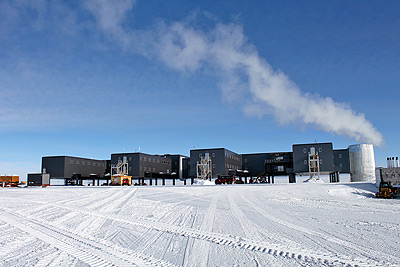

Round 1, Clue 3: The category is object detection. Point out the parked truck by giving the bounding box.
[215,175,244,185]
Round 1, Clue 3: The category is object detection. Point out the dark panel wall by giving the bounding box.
[190,149,224,177]
[190,148,241,178]
[64,157,107,178]
[163,154,189,177]
[333,149,350,173]
[111,153,172,178]
[166,155,180,175]
[27,173,50,186]
[111,153,139,177]
[139,154,171,177]
[242,153,268,177]
[163,154,191,178]
[182,158,190,178]
[293,143,335,173]
[42,156,107,179]
[264,152,293,175]
[242,152,293,177]
[224,149,242,174]
[42,157,65,179]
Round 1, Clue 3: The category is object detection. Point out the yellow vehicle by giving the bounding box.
[376,181,399,199]
[111,175,132,186]
[110,157,132,186]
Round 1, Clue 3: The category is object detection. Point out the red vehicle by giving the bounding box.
[215,175,244,185]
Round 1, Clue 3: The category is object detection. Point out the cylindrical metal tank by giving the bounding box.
[349,144,376,182]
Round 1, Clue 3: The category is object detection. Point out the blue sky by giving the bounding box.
[1,0,399,179]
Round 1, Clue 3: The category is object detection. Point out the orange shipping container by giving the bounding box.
[0,175,19,183]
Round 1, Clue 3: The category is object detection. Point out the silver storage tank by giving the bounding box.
[349,144,376,182]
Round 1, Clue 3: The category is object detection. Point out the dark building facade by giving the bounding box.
[39,142,354,185]
[333,149,350,173]
[27,173,50,186]
[190,148,242,178]
[42,156,108,179]
[292,143,335,173]
[111,152,172,178]
[163,154,190,179]
[242,152,293,177]
[242,153,269,177]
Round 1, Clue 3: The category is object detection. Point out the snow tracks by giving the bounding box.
[1,185,398,266]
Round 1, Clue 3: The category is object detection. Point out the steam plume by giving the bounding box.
[85,1,385,147]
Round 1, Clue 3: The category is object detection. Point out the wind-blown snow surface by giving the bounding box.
[0,183,399,266]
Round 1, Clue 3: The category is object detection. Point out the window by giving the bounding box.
[144,167,147,171]
[304,160,307,165]
[340,164,343,167]
[303,148,307,153]
[319,147,322,152]
[157,159,160,163]
[144,157,147,161]
[212,153,215,157]
[140,166,142,171]
[339,154,342,159]
[70,160,74,164]
[129,167,132,171]
[153,159,156,163]
[199,153,202,158]
[320,159,323,165]
[245,159,247,163]
[140,157,143,161]
[129,157,132,161]
[213,164,216,168]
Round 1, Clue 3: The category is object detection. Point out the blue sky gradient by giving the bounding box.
[1,0,399,178]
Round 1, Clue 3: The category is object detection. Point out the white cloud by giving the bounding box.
[133,19,384,146]
[84,0,135,47]
[3,0,384,147]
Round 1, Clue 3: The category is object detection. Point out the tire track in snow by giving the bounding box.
[180,208,198,266]
[227,191,266,240]
[241,191,392,266]
[227,191,303,266]
[134,205,194,264]
[184,194,218,267]
[56,187,117,205]
[35,250,62,267]
[1,194,382,266]
[82,187,130,211]
[75,187,138,235]
[1,209,177,267]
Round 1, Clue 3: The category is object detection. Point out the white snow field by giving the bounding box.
[0,182,399,267]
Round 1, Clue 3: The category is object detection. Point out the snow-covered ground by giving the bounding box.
[0,182,399,266]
